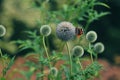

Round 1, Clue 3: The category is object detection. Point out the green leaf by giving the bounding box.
[2,56,15,76]
[84,62,102,79]
[95,2,110,8]
[89,11,110,23]
[0,77,6,80]
[63,4,68,12]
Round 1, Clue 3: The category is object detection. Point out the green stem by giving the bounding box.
[95,54,98,61]
[85,20,91,31]
[85,4,94,31]
[88,43,94,63]
[41,63,44,80]
[0,48,3,57]
[43,36,52,80]
[0,48,4,77]
[90,53,94,63]
[77,58,83,70]
[66,42,72,76]
[43,37,51,67]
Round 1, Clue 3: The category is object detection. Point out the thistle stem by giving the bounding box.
[43,37,51,67]
[43,36,52,80]
[41,63,44,80]
[85,20,90,31]
[90,53,94,63]
[95,54,98,61]
[88,43,94,63]
[66,42,72,76]
[77,58,83,70]
[0,48,3,57]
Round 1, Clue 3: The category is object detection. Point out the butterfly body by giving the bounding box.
[75,27,84,38]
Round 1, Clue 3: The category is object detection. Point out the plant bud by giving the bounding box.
[94,42,105,53]
[86,31,97,43]
[40,25,51,36]
[0,25,6,37]
[56,21,75,41]
[72,45,84,58]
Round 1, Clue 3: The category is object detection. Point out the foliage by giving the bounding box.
[0,0,109,80]
[32,0,110,31]
[0,49,15,80]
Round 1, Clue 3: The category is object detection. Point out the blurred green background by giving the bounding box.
[89,0,120,63]
[0,0,120,64]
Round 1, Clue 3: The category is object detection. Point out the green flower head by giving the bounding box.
[49,67,58,77]
[94,42,105,53]
[0,25,6,37]
[40,25,51,36]
[72,45,84,58]
[86,31,97,43]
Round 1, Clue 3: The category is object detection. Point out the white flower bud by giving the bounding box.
[49,67,58,77]
[94,42,105,53]
[40,25,51,36]
[0,25,6,37]
[72,45,84,58]
[86,31,97,43]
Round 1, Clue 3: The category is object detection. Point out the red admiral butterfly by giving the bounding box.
[75,27,84,38]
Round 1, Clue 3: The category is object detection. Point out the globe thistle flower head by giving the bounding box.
[40,25,51,36]
[56,21,75,41]
[72,45,84,58]
[93,42,105,53]
[86,31,97,43]
[49,67,58,77]
[0,25,6,37]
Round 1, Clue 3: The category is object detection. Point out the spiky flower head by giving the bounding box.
[56,21,75,41]
[86,31,97,43]
[40,25,51,36]
[49,67,58,77]
[93,42,105,53]
[0,25,6,37]
[72,45,84,58]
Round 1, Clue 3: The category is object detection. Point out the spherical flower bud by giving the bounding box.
[56,21,75,41]
[40,25,51,36]
[93,42,105,53]
[49,67,58,77]
[0,25,6,37]
[72,45,84,58]
[86,31,97,43]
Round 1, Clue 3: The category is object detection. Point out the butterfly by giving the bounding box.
[75,27,84,38]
